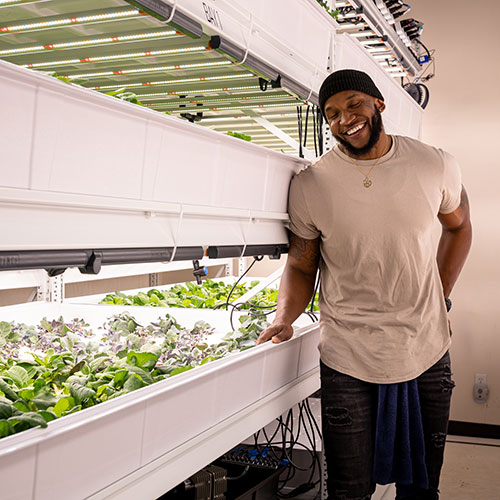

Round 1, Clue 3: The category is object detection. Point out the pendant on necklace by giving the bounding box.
[363,178,373,188]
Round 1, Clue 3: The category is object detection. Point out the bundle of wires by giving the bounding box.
[215,260,323,498]
[213,256,320,331]
[252,398,323,499]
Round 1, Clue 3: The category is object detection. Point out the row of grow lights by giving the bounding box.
[0,0,318,156]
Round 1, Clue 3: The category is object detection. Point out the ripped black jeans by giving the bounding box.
[320,352,455,500]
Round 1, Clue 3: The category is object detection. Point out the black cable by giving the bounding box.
[227,465,250,481]
[297,403,316,483]
[414,38,431,60]
[249,401,323,498]
[316,106,324,156]
[297,106,303,158]
[303,106,310,151]
[299,401,321,485]
[309,269,320,314]
[313,107,318,157]
[305,398,323,440]
[276,404,320,496]
[213,256,263,311]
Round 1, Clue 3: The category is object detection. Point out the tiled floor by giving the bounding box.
[439,438,500,499]
[291,437,500,499]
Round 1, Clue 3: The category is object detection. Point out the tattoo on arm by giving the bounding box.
[288,232,320,271]
[460,186,469,211]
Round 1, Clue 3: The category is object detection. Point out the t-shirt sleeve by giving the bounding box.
[439,151,462,214]
[288,174,321,240]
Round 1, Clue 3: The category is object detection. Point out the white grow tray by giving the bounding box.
[0,59,308,251]
[0,302,319,500]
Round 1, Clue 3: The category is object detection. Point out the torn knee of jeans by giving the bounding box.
[440,364,455,392]
[325,407,352,426]
[431,432,447,448]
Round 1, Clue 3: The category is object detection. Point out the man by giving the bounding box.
[256,69,472,500]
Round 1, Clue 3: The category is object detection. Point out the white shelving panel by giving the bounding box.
[335,33,422,139]
[0,302,320,500]
[162,0,336,98]
[0,59,307,252]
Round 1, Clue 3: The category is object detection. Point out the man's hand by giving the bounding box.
[255,232,320,346]
[256,321,294,345]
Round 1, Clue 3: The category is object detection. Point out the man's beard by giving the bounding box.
[334,105,383,157]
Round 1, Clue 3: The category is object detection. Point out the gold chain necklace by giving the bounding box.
[347,155,383,188]
[345,137,391,188]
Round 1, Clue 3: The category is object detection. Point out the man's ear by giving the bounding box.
[375,98,386,113]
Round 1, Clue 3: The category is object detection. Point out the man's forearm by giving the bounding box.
[437,222,472,298]
[275,264,317,325]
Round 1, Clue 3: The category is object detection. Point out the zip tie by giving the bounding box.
[169,205,184,262]
[165,0,177,23]
[233,14,253,67]
[306,67,319,102]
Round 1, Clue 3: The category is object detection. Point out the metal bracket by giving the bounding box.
[323,122,335,152]
[37,273,64,303]
[149,273,159,287]
[224,261,233,277]
[238,257,245,276]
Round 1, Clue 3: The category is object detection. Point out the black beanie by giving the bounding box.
[319,69,384,118]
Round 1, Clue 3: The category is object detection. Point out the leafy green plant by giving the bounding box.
[0,311,268,440]
[100,279,319,312]
[104,87,146,107]
[227,130,252,142]
[316,0,340,19]
[100,279,259,309]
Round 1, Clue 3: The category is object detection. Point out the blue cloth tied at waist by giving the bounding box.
[373,380,429,489]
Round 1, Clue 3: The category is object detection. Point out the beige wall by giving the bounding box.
[409,0,500,424]
[253,0,500,425]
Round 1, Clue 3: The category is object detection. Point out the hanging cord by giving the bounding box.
[213,255,263,313]
[239,211,253,258]
[312,105,324,157]
[313,107,318,157]
[169,205,184,262]
[297,106,303,158]
[308,269,320,321]
[303,106,310,152]
[247,399,323,498]
[317,107,324,156]
[233,13,254,67]
[165,0,177,23]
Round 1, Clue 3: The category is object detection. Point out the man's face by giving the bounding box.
[324,90,384,156]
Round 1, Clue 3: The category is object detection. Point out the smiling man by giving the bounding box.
[257,69,472,500]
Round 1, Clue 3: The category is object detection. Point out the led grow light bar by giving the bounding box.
[152,94,292,106]
[201,112,299,122]
[163,102,300,113]
[136,85,260,99]
[0,8,141,34]
[23,46,209,69]
[0,30,180,57]
[0,0,48,5]
[67,60,232,80]
[91,73,255,91]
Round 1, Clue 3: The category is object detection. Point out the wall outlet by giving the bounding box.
[474,373,489,404]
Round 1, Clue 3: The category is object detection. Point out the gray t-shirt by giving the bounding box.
[288,135,462,383]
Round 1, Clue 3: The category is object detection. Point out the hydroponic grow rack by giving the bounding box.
[0,1,423,499]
